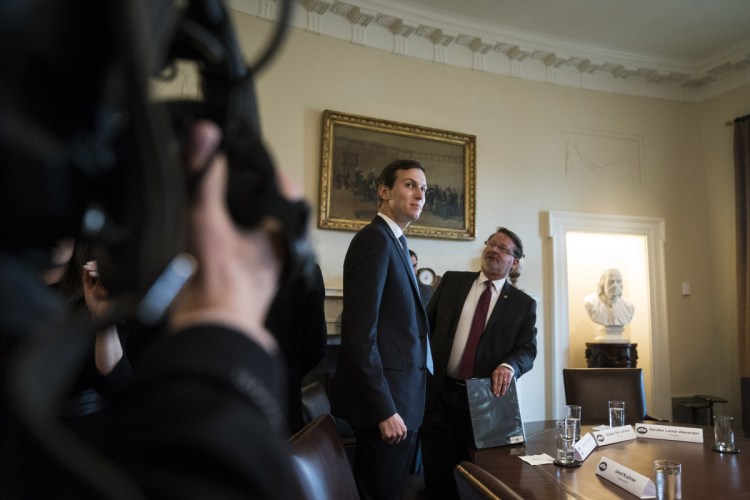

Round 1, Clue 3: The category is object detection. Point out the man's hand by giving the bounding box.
[169,121,288,353]
[491,365,514,397]
[83,260,111,318]
[82,260,123,374]
[378,413,408,444]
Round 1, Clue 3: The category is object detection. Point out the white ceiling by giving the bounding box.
[396,0,750,63]
[232,0,750,101]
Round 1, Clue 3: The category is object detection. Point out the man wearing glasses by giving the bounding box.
[420,227,537,500]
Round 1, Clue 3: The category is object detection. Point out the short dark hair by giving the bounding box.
[378,159,425,189]
[490,227,524,259]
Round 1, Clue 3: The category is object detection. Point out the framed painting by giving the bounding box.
[318,110,476,240]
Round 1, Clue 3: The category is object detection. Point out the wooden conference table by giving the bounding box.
[472,421,749,499]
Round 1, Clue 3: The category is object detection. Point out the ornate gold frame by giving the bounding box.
[319,110,476,240]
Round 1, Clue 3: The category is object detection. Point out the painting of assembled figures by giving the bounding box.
[319,110,476,240]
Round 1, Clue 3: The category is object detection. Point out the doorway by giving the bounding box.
[544,211,672,420]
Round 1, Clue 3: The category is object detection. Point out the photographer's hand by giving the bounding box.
[169,121,282,354]
[83,259,123,375]
[83,260,110,317]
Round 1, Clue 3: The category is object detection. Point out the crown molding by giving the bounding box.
[229,0,750,102]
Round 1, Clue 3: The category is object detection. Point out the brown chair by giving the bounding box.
[453,461,524,500]
[300,381,356,463]
[287,413,359,500]
[301,381,332,425]
[562,368,665,425]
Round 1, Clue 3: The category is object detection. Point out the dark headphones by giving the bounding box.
[89,0,313,300]
[0,0,312,301]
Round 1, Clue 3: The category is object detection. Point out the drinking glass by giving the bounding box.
[564,404,581,441]
[555,419,576,464]
[654,460,682,500]
[609,400,625,427]
[713,415,736,452]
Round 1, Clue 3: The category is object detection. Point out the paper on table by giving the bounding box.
[518,453,556,465]
[595,456,656,499]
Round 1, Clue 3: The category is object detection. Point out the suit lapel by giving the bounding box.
[399,240,419,290]
[373,216,421,301]
[485,280,512,331]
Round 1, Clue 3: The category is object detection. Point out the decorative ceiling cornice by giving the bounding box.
[229,0,750,102]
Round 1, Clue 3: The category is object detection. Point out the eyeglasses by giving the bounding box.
[484,240,516,258]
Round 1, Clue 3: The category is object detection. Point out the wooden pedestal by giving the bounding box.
[585,342,638,368]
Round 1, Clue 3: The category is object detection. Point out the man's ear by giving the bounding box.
[377,184,390,202]
[510,258,519,273]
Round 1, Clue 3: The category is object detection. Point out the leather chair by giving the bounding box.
[301,381,332,425]
[300,381,356,463]
[287,413,359,500]
[453,461,524,500]
[562,368,665,425]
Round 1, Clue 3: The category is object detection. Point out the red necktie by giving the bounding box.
[459,281,493,379]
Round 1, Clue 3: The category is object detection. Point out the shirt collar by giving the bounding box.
[377,212,403,238]
[479,271,506,292]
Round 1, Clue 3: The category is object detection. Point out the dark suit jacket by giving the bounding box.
[2,324,297,499]
[110,326,297,499]
[426,271,537,408]
[331,216,430,430]
[266,263,327,435]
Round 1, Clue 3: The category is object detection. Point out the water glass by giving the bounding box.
[555,419,576,464]
[609,400,625,427]
[564,404,581,440]
[713,415,736,452]
[654,460,682,500]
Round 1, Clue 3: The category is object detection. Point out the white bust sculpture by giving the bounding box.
[583,268,634,342]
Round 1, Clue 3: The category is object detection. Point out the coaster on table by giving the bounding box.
[553,459,583,467]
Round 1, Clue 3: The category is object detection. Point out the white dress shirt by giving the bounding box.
[446,272,508,378]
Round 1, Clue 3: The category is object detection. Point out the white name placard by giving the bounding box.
[574,432,597,461]
[595,456,655,499]
[592,425,637,446]
[634,423,703,443]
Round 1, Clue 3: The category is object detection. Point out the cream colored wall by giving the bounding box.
[695,86,750,416]
[218,12,749,419]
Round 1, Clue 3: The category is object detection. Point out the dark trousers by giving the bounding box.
[351,426,417,500]
[420,378,474,500]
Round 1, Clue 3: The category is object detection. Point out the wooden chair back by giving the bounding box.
[453,461,524,500]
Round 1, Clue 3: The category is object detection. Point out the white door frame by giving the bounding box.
[544,211,672,420]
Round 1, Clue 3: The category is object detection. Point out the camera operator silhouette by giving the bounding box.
[0,1,309,497]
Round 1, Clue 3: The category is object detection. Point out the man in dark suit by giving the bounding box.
[331,159,432,500]
[420,227,537,500]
